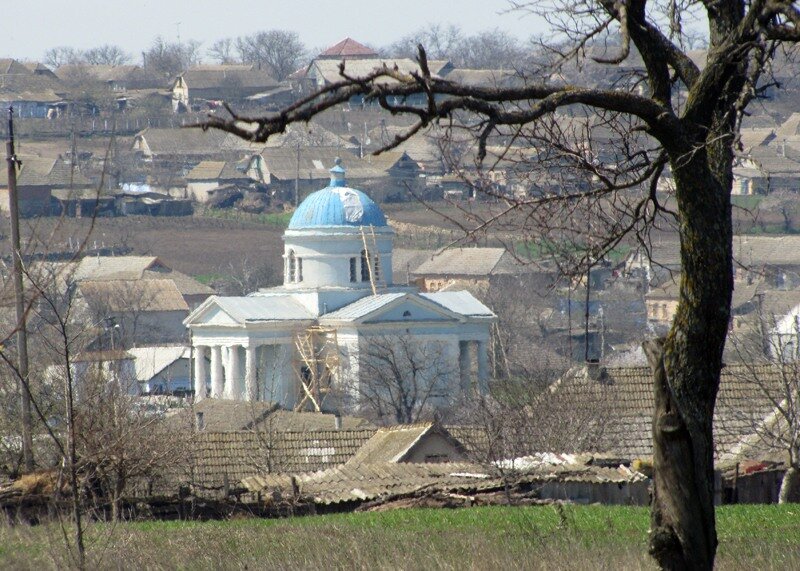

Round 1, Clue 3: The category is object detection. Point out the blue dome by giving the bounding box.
[288,160,387,229]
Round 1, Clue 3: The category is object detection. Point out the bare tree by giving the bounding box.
[235,30,306,80]
[200,0,800,566]
[208,38,238,65]
[143,37,202,77]
[352,335,457,424]
[387,24,466,61]
[726,320,800,502]
[44,46,84,68]
[83,45,130,66]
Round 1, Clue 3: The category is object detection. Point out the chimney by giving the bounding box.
[195,411,205,431]
[334,413,342,430]
[585,358,609,384]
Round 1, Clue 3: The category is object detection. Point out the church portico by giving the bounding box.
[185,160,497,412]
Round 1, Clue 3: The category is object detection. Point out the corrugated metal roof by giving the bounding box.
[421,291,495,317]
[214,295,314,322]
[127,345,189,381]
[321,293,406,321]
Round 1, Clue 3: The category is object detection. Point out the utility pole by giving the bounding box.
[6,107,34,471]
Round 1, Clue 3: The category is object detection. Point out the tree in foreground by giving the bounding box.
[203,1,800,567]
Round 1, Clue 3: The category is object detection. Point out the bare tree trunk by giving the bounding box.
[646,156,732,570]
[779,467,800,504]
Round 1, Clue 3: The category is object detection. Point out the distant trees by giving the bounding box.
[143,37,202,77]
[43,44,130,68]
[235,30,306,80]
[387,24,527,69]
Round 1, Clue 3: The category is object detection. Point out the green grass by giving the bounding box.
[199,207,293,228]
[1,504,798,570]
[192,273,227,285]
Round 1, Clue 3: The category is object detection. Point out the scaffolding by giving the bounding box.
[360,224,385,294]
[293,326,340,412]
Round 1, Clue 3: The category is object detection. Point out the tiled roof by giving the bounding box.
[179,67,278,90]
[553,363,793,459]
[309,58,420,85]
[78,279,189,312]
[0,158,92,188]
[74,255,158,281]
[260,146,377,179]
[185,399,375,432]
[190,429,376,489]
[318,38,378,59]
[413,248,506,276]
[133,127,230,155]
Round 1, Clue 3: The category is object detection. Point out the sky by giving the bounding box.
[3,1,546,62]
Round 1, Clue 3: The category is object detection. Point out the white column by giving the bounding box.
[477,340,489,393]
[245,345,258,402]
[210,345,224,398]
[193,345,208,401]
[459,340,471,392]
[225,345,243,400]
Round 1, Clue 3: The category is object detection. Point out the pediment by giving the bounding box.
[184,298,242,327]
[361,295,462,324]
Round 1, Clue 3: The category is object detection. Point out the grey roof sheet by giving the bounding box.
[242,460,646,505]
[420,291,495,317]
[0,158,92,188]
[321,293,406,321]
[346,424,435,465]
[413,248,506,276]
[214,295,314,322]
[127,345,189,381]
[180,67,278,90]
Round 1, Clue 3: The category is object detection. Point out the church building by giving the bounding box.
[184,160,496,412]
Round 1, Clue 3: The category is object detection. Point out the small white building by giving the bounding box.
[184,160,496,412]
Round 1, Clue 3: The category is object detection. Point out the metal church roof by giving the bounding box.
[288,159,387,229]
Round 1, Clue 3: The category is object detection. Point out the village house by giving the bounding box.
[171,65,291,112]
[0,59,65,118]
[0,157,93,217]
[184,160,496,412]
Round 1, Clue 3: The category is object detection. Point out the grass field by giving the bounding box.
[0,505,798,570]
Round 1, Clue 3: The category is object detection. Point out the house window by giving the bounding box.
[350,257,357,282]
[296,258,303,283]
[360,249,370,282]
[288,250,296,282]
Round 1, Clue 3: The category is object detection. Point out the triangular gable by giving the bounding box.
[184,296,242,327]
[322,293,464,325]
